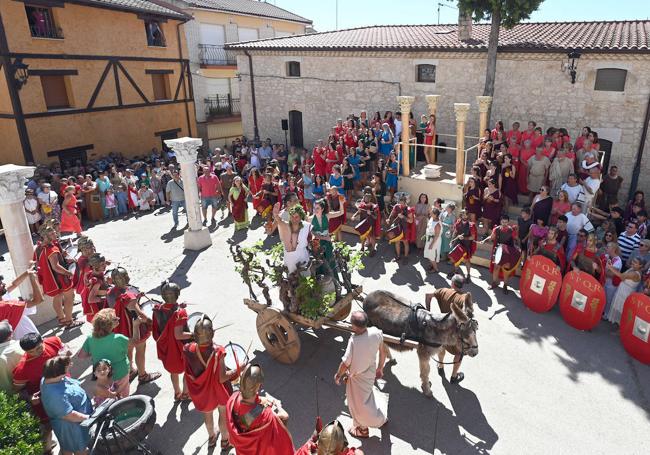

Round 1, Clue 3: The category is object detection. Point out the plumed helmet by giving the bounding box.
[317,421,348,455]
[88,253,106,271]
[111,267,130,288]
[77,236,95,256]
[239,363,264,400]
[193,314,214,345]
[160,280,181,303]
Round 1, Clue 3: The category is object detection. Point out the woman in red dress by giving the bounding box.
[326,142,339,176]
[491,120,505,141]
[326,186,346,241]
[229,176,251,231]
[59,186,82,234]
[574,126,591,151]
[424,114,436,164]
[530,127,544,149]
[248,168,264,214]
[463,177,483,224]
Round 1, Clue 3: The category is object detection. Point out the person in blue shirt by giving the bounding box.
[328,164,344,189]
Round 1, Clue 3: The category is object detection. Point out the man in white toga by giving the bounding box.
[334,311,388,439]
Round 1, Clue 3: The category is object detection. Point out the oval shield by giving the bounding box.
[520,255,562,313]
[620,292,650,365]
[559,270,606,331]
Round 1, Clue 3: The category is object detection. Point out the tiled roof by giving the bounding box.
[71,1,188,19]
[184,0,312,24]
[226,21,650,53]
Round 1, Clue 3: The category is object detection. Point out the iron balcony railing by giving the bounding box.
[205,94,240,119]
[28,10,64,39]
[198,44,237,66]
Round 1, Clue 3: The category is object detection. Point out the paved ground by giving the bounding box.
[2,206,648,455]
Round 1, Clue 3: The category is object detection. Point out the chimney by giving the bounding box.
[458,10,472,41]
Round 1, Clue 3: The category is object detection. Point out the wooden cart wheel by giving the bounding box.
[255,308,301,364]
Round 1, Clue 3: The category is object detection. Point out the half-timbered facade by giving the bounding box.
[0,0,197,167]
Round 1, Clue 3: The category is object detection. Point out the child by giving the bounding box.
[556,215,569,249]
[517,207,533,259]
[127,182,138,212]
[528,218,549,256]
[92,359,119,406]
[105,188,118,218]
[23,188,41,234]
[116,183,129,215]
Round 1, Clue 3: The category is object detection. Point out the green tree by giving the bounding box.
[456,0,544,114]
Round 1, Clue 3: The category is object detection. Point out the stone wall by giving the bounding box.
[235,51,650,197]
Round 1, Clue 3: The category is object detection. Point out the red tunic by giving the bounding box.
[34,243,73,297]
[183,343,231,412]
[0,300,26,331]
[506,129,522,145]
[226,392,294,455]
[327,194,346,235]
[249,175,264,211]
[110,287,150,343]
[152,304,188,374]
[12,336,63,422]
[325,149,338,175]
[313,147,326,177]
[83,272,108,323]
[74,254,89,294]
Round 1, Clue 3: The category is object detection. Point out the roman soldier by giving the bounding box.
[387,195,415,261]
[183,315,237,450]
[326,186,346,242]
[0,269,42,340]
[448,209,478,282]
[73,236,94,299]
[107,267,160,385]
[570,233,606,283]
[82,253,109,322]
[352,190,379,255]
[226,364,294,455]
[484,214,521,294]
[295,420,364,455]
[33,222,79,328]
[536,226,566,271]
[152,281,192,401]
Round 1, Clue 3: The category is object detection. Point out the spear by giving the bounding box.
[315,375,323,433]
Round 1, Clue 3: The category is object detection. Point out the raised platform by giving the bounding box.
[397,162,464,204]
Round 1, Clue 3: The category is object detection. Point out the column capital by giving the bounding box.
[476,96,493,113]
[164,137,203,164]
[0,164,35,205]
[425,95,441,113]
[396,95,415,113]
[454,103,471,122]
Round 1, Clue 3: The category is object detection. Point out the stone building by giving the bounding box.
[164,0,312,150]
[227,20,650,197]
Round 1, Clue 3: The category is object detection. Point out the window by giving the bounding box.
[594,68,627,92]
[151,74,171,101]
[25,5,63,39]
[416,64,436,83]
[145,20,165,47]
[238,27,259,42]
[286,61,301,77]
[40,75,70,110]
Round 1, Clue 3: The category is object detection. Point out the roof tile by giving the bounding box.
[226,21,650,52]
[184,0,311,24]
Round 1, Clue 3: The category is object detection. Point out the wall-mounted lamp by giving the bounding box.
[12,58,29,90]
[567,50,581,84]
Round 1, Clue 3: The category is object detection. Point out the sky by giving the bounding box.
[269,0,649,31]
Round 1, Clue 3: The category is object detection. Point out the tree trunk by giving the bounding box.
[483,6,501,124]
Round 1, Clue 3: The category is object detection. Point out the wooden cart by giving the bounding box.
[244,286,418,364]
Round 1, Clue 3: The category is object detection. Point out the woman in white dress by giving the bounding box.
[606,257,645,325]
[423,207,442,272]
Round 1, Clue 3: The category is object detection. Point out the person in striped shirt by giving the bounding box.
[617,221,641,266]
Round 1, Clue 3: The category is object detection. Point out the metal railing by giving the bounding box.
[198,44,237,66]
[205,94,240,119]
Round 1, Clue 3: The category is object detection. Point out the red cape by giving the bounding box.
[183,343,231,412]
[111,288,150,341]
[152,305,187,374]
[0,300,26,330]
[226,392,294,455]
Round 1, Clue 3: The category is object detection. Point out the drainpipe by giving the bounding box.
[628,93,650,200]
[176,20,193,137]
[244,50,260,142]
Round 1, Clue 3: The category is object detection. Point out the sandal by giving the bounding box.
[174,392,183,402]
[181,392,191,402]
[129,368,139,382]
[437,366,445,378]
[220,439,232,450]
[348,426,369,439]
[208,434,218,448]
[138,371,162,384]
[64,319,83,330]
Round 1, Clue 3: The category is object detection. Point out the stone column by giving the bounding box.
[397,95,415,176]
[454,103,471,185]
[164,137,213,251]
[477,95,492,139]
[425,94,441,163]
[0,165,36,299]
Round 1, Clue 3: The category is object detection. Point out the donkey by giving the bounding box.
[363,290,478,397]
